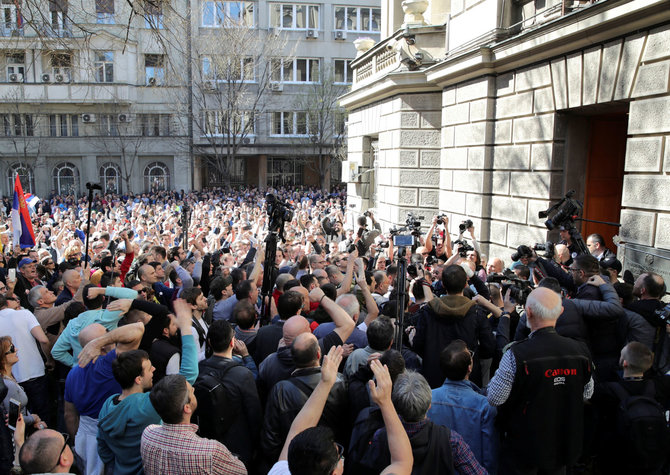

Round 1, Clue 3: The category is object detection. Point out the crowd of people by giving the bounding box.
[0,185,668,475]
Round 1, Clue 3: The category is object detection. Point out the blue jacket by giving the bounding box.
[427,379,498,474]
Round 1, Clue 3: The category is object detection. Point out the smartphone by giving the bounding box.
[8,268,15,281]
[8,398,20,431]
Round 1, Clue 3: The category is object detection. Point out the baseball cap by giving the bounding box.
[600,257,622,274]
[18,258,37,268]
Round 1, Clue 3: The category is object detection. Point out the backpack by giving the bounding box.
[607,380,670,471]
[193,362,239,442]
[344,406,385,475]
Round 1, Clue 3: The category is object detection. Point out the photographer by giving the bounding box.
[320,209,345,243]
[424,215,451,261]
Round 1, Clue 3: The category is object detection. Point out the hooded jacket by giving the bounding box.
[97,392,160,475]
[414,295,495,388]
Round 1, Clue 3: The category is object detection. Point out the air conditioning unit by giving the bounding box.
[148,77,157,86]
[270,82,283,92]
[9,73,23,82]
[242,136,256,145]
[334,30,346,40]
[306,29,318,39]
[55,74,65,83]
[42,73,51,82]
[81,113,96,123]
[118,113,132,123]
[204,80,216,91]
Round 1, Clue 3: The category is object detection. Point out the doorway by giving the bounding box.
[561,106,628,252]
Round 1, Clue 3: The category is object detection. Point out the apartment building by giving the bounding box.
[341,0,670,273]
[0,0,380,196]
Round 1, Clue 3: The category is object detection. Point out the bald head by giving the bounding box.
[20,429,72,473]
[487,258,504,275]
[78,323,107,348]
[312,269,327,280]
[62,269,79,286]
[282,315,311,346]
[291,332,320,368]
[138,264,157,284]
[525,287,563,329]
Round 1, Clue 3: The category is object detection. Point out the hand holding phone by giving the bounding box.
[8,398,20,431]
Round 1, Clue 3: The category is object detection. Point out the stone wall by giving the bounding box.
[346,92,442,227]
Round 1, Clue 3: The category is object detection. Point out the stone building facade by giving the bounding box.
[341,0,670,266]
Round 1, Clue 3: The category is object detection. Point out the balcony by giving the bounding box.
[0,23,23,37]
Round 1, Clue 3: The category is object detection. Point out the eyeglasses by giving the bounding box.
[5,344,15,355]
[330,442,345,471]
[48,433,70,472]
[568,267,581,273]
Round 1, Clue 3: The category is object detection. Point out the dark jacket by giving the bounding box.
[258,346,294,397]
[500,327,592,470]
[414,295,495,388]
[261,366,348,463]
[197,355,262,466]
[254,321,284,365]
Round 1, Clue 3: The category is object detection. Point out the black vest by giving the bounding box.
[500,327,592,469]
[150,339,180,385]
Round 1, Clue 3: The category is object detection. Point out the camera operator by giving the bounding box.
[424,215,451,262]
[558,225,579,264]
[320,209,345,243]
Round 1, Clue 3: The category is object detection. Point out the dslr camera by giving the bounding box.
[487,269,533,305]
[459,219,473,233]
[454,239,474,258]
[533,241,555,260]
[436,214,448,225]
[511,245,533,262]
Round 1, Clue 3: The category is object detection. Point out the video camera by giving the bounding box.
[533,241,555,260]
[266,193,294,241]
[487,269,534,305]
[539,190,582,231]
[511,245,534,262]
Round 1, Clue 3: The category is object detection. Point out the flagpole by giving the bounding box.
[84,182,102,265]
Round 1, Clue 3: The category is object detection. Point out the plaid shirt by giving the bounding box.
[141,423,247,475]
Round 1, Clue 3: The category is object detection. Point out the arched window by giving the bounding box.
[52,162,80,195]
[99,162,121,194]
[144,161,169,192]
[6,163,34,195]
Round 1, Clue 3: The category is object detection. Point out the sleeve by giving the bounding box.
[571,283,625,321]
[413,310,427,356]
[475,312,495,359]
[192,260,203,282]
[450,430,487,475]
[34,306,66,329]
[178,332,199,384]
[52,324,75,367]
[165,354,181,376]
[119,251,134,283]
[261,386,286,461]
[318,331,343,355]
[211,442,247,475]
[240,355,258,380]
[537,257,575,292]
[487,349,516,406]
[105,287,139,300]
[238,367,263,446]
[469,275,490,300]
[175,264,194,291]
[97,426,114,464]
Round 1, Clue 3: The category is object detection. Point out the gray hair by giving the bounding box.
[391,371,431,422]
[28,286,45,308]
[335,293,360,319]
[525,288,562,321]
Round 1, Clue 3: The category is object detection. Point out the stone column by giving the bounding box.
[258,155,267,189]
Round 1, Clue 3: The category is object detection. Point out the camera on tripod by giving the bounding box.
[539,190,582,231]
[266,193,294,240]
[389,212,423,249]
[487,269,533,305]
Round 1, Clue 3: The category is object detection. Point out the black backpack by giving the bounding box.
[193,362,239,441]
[344,406,385,475]
[607,380,670,471]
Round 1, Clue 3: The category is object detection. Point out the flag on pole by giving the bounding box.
[11,174,35,248]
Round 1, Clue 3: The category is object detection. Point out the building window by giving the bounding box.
[202,1,254,27]
[6,52,25,81]
[49,0,71,37]
[145,54,165,85]
[96,0,114,23]
[51,53,72,81]
[202,56,254,82]
[334,6,380,32]
[52,161,79,195]
[94,51,114,83]
[271,58,319,83]
[140,114,171,136]
[99,162,121,193]
[98,115,118,136]
[271,111,313,136]
[268,157,302,187]
[1,5,23,37]
[7,163,34,194]
[203,110,254,136]
[334,59,352,84]
[0,114,33,136]
[48,114,78,137]
[143,0,163,28]
[144,161,169,192]
[269,3,318,29]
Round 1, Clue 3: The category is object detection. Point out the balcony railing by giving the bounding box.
[40,23,73,38]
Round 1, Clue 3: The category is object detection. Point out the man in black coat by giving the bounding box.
[628,272,668,370]
[413,265,495,388]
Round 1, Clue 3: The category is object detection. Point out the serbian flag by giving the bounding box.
[11,174,35,248]
[24,193,40,212]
